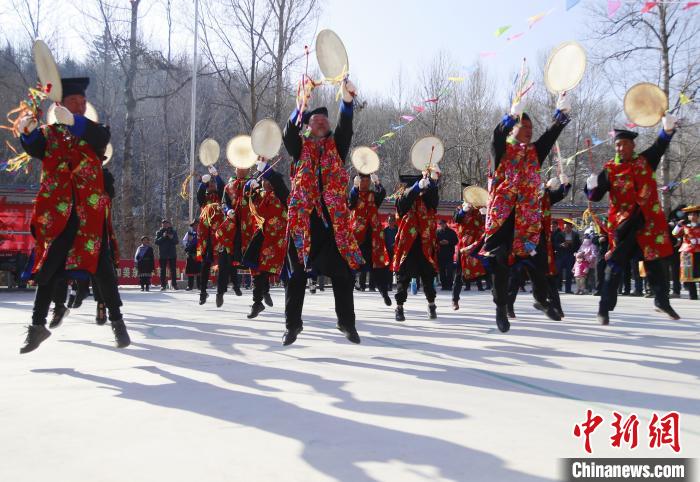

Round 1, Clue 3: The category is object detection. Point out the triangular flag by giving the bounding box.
[494,25,511,37]
[392,124,406,131]
[683,2,700,10]
[528,10,552,28]
[448,77,465,82]
[507,33,525,42]
[641,1,657,13]
[680,93,693,105]
[591,135,604,146]
[607,0,621,17]
[412,105,425,113]
[401,115,415,122]
[380,132,395,139]
[424,97,439,103]
[566,0,581,10]
[480,51,497,58]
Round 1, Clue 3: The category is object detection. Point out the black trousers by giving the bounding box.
[159,257,177,288]
[200,249,232,294]
[483,210,549,308]
[599,234,670,314]
[557,254,575,293]
[438,260,454,290]
[252,273,270,303]
[285,240,355,330]
[684,282,698,300]
[395,270,436,305]
[139,275,151,289]
[669,252,681,295]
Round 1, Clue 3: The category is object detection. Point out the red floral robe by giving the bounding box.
[31,125,109,275]
[456,207,484,272]
[481,140,542,258]
[216,178,255,264]
[677,223,700,282]
[249,188,287,275]
[602,156,672,261]
[350,190,389,268]
[196,190,224,261]
[391,193,438,273]
[287,137,363,270]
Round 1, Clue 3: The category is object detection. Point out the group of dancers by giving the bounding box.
[13,71,693,353]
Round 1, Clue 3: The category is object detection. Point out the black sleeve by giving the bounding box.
[534,119,568,165]
[584,170,610,202]
[348,187,359,209]
[573,233,582,252]
[154,229,165,245]
[640,132,673,171]
[102,168,116,199]
[448,229,459,247]
[20,130,47,159]
[453,209,466,223]
[397,185,420,217]
[333,101,354,162]
[422,183,439,210]
[215,175,225,198]
[374,184,386,207]
[196,182,207,207]
[548,183,569,205]
[282,115,302,161]
[266,170,290,205]
[82,120,111,158]
[491,116,516,171]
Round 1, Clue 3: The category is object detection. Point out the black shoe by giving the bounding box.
[247,302,265,319]
[111,319,131,348]
[452,300,459,310]
[185,286,193,291]
[555,306,565,319]
[496,305,510,333]
[654,302,680,320]
[73,288,88,308]
[395,305,405,322]
[380,290,392,306]
[19,325,51,354]
[428,304,437,319]
[145,285,150,292]
[49,306,69,329]
[545,305,561,321]
[597,311,610,325]
[282,326,303,346]
[172,284,179,290]
[644,292,654,298]
[593,291,601,296]
[507,304,516,319]
[369,288,376,292]
[533,302,546,313]
[216,293,224,308]
[67,294,76,308]
[140,287,145,292]
[233,286,242,296]
[160,286,167,291]
[337,323,361,344]
[263,292,273,307]
[199,291,208,305]
[96,303,107,325]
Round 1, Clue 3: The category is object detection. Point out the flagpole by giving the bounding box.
[188,0,200,222]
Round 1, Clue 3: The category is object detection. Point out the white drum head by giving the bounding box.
[316,29,349,80]
[410,136,444,171]
[251,118,282,159]
[226,135,257,168]
[33,40,62,102]
[351,146,380,174]
[623,82,668,127]
[198,138,220,166]
[544,41,587,94]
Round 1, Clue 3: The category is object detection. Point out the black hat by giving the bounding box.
[399,174,422,186]
[461,182,471,188]
[301,106,329,125]
[61,77,90,99]
[161,218,170,224]
[519,112,531,123]
[358,173,371,179]
[613,129,638,141]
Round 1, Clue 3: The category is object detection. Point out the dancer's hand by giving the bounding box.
[18,113,38,135]
[54,105,74,126]
[342,78,356,103]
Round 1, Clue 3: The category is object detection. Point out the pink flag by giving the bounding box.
[683,2,700,10]
[641,1,657,13]
[480,51,497,58]
[401,115,415,122]
[507,33,524,42]
[607,0,621,17]
[412,105,426,113]
[424,98,439,103]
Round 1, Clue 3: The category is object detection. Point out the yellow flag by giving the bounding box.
[680,93,692,105]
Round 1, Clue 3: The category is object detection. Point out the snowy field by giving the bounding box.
[1,286,698,482]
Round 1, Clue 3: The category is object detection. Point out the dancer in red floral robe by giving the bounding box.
[672,205,700,300]
[282,78,363,346]
[392,173,439,321]
[585,121,680,324]
[507,175,570,319]
[481,92,571,333]
[195,167,224,306]
[213,168,253,306]
[17,77,130,353]
[452,195,485,310]
[242,160,289,319]
[349,173,392,305]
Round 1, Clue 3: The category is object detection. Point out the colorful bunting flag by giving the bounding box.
[507,33,525,42]
[494,25,511,37]
[401,115,415,122]
[641,1,658,14]
[412,105,425,113]
[448,77,465,82]
[683,2,700,10]
[680,93,693,105]
[480,51,497,58]
[607,0,621,17]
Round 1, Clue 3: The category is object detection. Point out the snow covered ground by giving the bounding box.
[1,286,698,482]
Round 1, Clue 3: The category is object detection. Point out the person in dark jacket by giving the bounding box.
[182,221,200,291]
[383,215,398,291]
[436,219,458,291]
[155,219,179,290]
[554,221,581,293]
[134,236,155,291]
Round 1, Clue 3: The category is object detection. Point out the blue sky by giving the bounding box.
[317,0,592,97]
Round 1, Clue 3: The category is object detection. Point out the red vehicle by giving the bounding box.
[0,185,35,288]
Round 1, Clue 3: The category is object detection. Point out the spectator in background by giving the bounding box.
[182,221,200,291]
[667,204,687,298]
[436,219,458,291]
[134,236,155,291]
[554,220,581,293]
[383,215,398,291]
[155,219,179,290]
